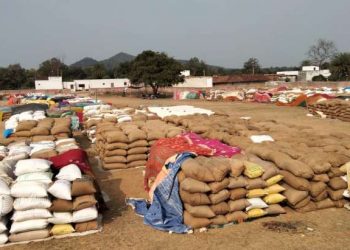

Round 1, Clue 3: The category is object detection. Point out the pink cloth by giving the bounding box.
[182,132,241,157]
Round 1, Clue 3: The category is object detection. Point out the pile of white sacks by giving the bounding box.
[0,143,99,245]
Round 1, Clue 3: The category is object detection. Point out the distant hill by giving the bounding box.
[70,57,99,68]
[70,52,135,70]
[100,52,135,70]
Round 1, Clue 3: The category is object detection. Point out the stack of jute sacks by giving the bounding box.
[83,105,160,143]
[1,117,72,145]
[48,164,99,235]
[95,120,183,170]
[178,156,286,229]
[308,100,350,122]
[248,145,348,212]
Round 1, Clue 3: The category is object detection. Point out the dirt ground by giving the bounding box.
[6,97,350,250]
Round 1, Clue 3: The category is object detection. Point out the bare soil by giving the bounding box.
[7,97,350,250]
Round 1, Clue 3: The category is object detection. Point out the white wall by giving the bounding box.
[276,71,299,76]
[74,79,130,90]
[302,66,319,71]
[35,77,63,90]
[174,76,213,88]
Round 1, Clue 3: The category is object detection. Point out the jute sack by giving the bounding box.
[105,149,127,157]
[299,154,332,174]
[280,170,310,191]
[128,140,148,148]
[210,202,229,215]
[328,177,347,190]
[183,211,211,229]
[328,167,344,178]
[51,125,71,135]
[312,174,330,182]
[31,135,56,142]
[104,156,127,164]
[229,159,244,177]
[230,188,247,200]
[225,211,248,223]
[126,154,147,163]
[311,189,328,202]
[16,121,38,132]
[228,176,248,189]
[30,127,50,136]
[293,196,311,209]
[181,158,215,182]
[282,183,309,206]
[183,203,215,218]
[209,189,230,205]
[327,188,345,201]
[105,142,128,150]
[75,220,98,232]
[127,147,148,155]
[334,199,346,208]
[309,181,327,197]
[128,130,147,142]
[103,163,127,170]
[37,118,54,129]
[105,131,129,143]
[14,131,31,137]
[228,199,250,212]
[177,171,186,183]
[246,178,267,190]
[208,178,229,194]
[196,157,230,182]
[296,201,317,213]
[315,198,335,209]
[147,131,165,141]
[127,160,147,168]
[180,178,211,193]
[179,189,211,206]
[210,215,228,225]
[265,204,286,215]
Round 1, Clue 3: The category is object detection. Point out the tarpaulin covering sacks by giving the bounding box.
[144,133,241,191]
[127,152,195,233]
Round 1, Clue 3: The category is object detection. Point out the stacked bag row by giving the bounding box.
[1,117,72,146]
[95,120,183,170]
[0,139,80,161]
[83,105,160,143]
[9,159,53,242]
[48,164,99,235]
[248,145,348,212]
[308,100,350,122]
[178,156,286,229]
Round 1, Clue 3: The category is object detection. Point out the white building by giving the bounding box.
[35,76,64,90]
[277,66,331,82]
[174,76,213,88]
[35,77,130,91]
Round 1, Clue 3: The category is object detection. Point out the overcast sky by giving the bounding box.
[1,0,350,69]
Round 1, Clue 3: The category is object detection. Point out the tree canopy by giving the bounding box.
[129,50,184,95]
[330,53,350,81]
[243,58,261,74]
[307,39,337,68]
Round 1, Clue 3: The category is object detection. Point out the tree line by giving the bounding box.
[0,39,349,90]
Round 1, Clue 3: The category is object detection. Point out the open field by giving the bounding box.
[6,97,350,250]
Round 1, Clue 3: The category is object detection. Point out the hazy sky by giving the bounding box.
[1,0,350,69]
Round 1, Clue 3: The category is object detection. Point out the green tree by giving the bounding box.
[307,39,337,68]
[330,53,350,81]
[243,58,261,74]
[85,64,108,79]
[114,61,132,78]
[129,50,184,96]
[300,60,312,67]
[37,58,67,78]
[185,57,208,76]
[65,66,87,81]
[23,68,36,88]
[0,64,27,89]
